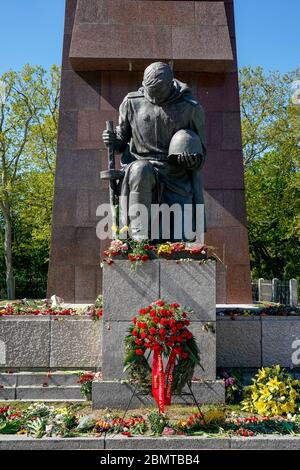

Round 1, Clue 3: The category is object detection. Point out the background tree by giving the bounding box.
[0,64,59,299]
[239,66,300,283]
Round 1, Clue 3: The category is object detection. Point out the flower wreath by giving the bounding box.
[124,300,201,412]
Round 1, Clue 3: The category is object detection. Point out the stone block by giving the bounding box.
[70,24,172,60]
[222,264,252,304]
[16,373,79,387]
[216,261,227,304]
[50,318,102,368]
[0,373,17,387]
[75,265,101,303]
[47,264,75,302]
[195,2,228,26]
[222,112,242,150]
[172,26,233,60]
[0,387,16,400]
[160,260,216,321]
[0,318,50,368]
[100,70,141,112]
[105,435,230,450]
[102,321,130,380]
[138,1,195,26]
[103,260,160,321]
[0,436,105,450]
[189,323,216,380]
[75,189,106,228]
[262,317,300,367]
[51,188,77,227]
[56,110,78,149]
[76,0,108,24]
[216,317,261,368]
[92,380,225,409]
[231,436,300,450]
[60,70,101,111]
[16,386,83,401]
[55,149,101,190]
[202,150,244,190]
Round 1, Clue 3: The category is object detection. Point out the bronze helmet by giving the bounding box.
[168,129,203,157]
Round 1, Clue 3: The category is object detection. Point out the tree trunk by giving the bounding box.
[2,203,15,300]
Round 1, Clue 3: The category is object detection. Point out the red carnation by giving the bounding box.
[187,332,193,339]
[135,338,143,345]
[135,349,144,355]
[169,319,176,327]
[139,308,147,315]
[182,352,189,359]
[160,308,167,316]
[142,254,149,262]
[159,328,166,336]
[150,309,157,317]
[170,303,179,308]
[177,322,184,330]
[131,317,137,324]
[185,320,190,326]
[141,322,147,329]
[182,312,187,318]
[148,335,154,341]
[132,329,138,337]
[140,331,147,339]
[137,321,143,328]
[155,300,165,307]
[152,317,159,324]
[166,341,174,347]
[149,327,157,335]
[160,318,169,326]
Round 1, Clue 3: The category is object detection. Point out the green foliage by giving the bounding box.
[147,411,168,435]
[240,66,300,283]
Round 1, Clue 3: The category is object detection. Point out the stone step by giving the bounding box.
[0,385,84,401]
[0,372,81,387]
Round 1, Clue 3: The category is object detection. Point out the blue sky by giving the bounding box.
[0,0,299,74]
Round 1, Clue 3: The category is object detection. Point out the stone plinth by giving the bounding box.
[93,259,224,408]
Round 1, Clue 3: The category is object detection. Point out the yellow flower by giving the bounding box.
[119,225,129,234]
[268,377,280,389]
[111,225,118,232]
[157,243,172,256]
[257,368,267,381]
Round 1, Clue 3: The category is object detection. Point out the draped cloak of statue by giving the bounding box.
[114,77,207,241]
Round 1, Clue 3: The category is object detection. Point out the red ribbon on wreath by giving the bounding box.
[152,347,178,412]
[152,348,165,413]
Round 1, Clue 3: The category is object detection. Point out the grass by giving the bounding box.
[0,401,240,420]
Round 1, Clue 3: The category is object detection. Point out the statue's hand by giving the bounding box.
[102,129,117,147]
[178,152,203,169]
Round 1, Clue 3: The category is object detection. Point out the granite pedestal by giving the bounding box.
[92,259,225,408]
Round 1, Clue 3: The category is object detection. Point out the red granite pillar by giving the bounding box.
[47,0,252,304]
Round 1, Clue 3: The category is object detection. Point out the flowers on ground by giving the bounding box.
[241,365,300,416]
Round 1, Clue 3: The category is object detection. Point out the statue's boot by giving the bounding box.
[128,191,153,241]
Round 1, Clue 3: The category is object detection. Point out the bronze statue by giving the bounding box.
[102,62,206,241]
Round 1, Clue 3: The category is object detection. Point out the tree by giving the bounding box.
[239,66,300,282]
[0,64,59,299]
